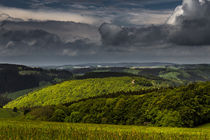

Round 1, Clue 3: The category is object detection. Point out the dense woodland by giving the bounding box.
[5,76,173,108]
[20,82,210,127]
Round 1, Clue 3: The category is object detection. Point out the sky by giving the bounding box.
[0,0,210,65]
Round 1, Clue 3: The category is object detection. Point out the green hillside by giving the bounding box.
[3,84,51,100]
[25,81,210,127]
[4,77,170,108]
[0,108,21,119]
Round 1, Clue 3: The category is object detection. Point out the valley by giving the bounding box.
[0,63,209,139]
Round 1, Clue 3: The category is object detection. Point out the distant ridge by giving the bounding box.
[44,62,175,70]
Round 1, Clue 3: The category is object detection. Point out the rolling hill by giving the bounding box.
[46,63,210,83]
[25,81,210,128]
[4,76,171,108]
[0,64,73,95]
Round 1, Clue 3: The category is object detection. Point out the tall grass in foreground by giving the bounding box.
[0,120,209,140]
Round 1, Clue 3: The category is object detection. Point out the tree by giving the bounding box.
[65,112,82,123]
[13,107,18,112]
[50,109,66,122]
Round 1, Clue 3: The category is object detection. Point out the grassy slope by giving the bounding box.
[3,88,38,100]
[0,108,21,119]
[3,83,52,100]
[0,119,209,140]
[4,77,169,108]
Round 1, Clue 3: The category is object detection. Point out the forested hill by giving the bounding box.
[22,81,210,128]
[4,76,172,108]
[60,81,210,127]
[0,64,73,94]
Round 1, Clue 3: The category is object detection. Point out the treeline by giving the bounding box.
[25,82,210,127]
[63,87,168,106]
[0,64,73,94]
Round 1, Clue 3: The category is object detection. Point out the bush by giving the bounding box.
[50,109,66,122]
[23,108,31,115]
[29,106,54,121]
[155,110,182,127]
[65,112,82,123]
[13,107,18,112]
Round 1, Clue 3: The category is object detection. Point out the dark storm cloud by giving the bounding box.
[0,0,210,65]
[99,23,169,47]
[167,0,210,45]
[169,19,210,45]
[0,28,97,57]
[0,29,63,56]
[0,20,100,43]
[99,0,210,47]
[0,0,180,9]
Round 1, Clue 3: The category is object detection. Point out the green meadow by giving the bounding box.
[0,119,209,140]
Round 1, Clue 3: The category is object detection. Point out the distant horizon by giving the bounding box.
[1,61,210,67]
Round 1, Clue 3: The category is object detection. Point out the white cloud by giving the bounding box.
[0,5,172,26]
[0,6,98,24]
[126,10,172,25]
[167,0,210,25]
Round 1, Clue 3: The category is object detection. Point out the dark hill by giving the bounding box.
[0,64,73,94]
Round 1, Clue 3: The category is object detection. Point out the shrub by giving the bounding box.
[155,110,182,127]
[67,112,82,123]
[29,106,54,121]
[50,109,66,122]
[13,107,18,112]
[23,108,31,115]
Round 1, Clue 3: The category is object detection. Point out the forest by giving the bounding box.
[20,81,210,128]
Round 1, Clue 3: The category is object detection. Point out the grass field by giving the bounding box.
[0,108,22,119]
[0,119,209,140]
[3,83,52,100]
[3,88,37,100]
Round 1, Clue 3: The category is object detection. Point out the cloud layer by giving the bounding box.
[0,0,210,64]
[0,3,172,26]
[100,0,210,46]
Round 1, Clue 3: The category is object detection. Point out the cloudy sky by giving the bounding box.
[0,0,210,65]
